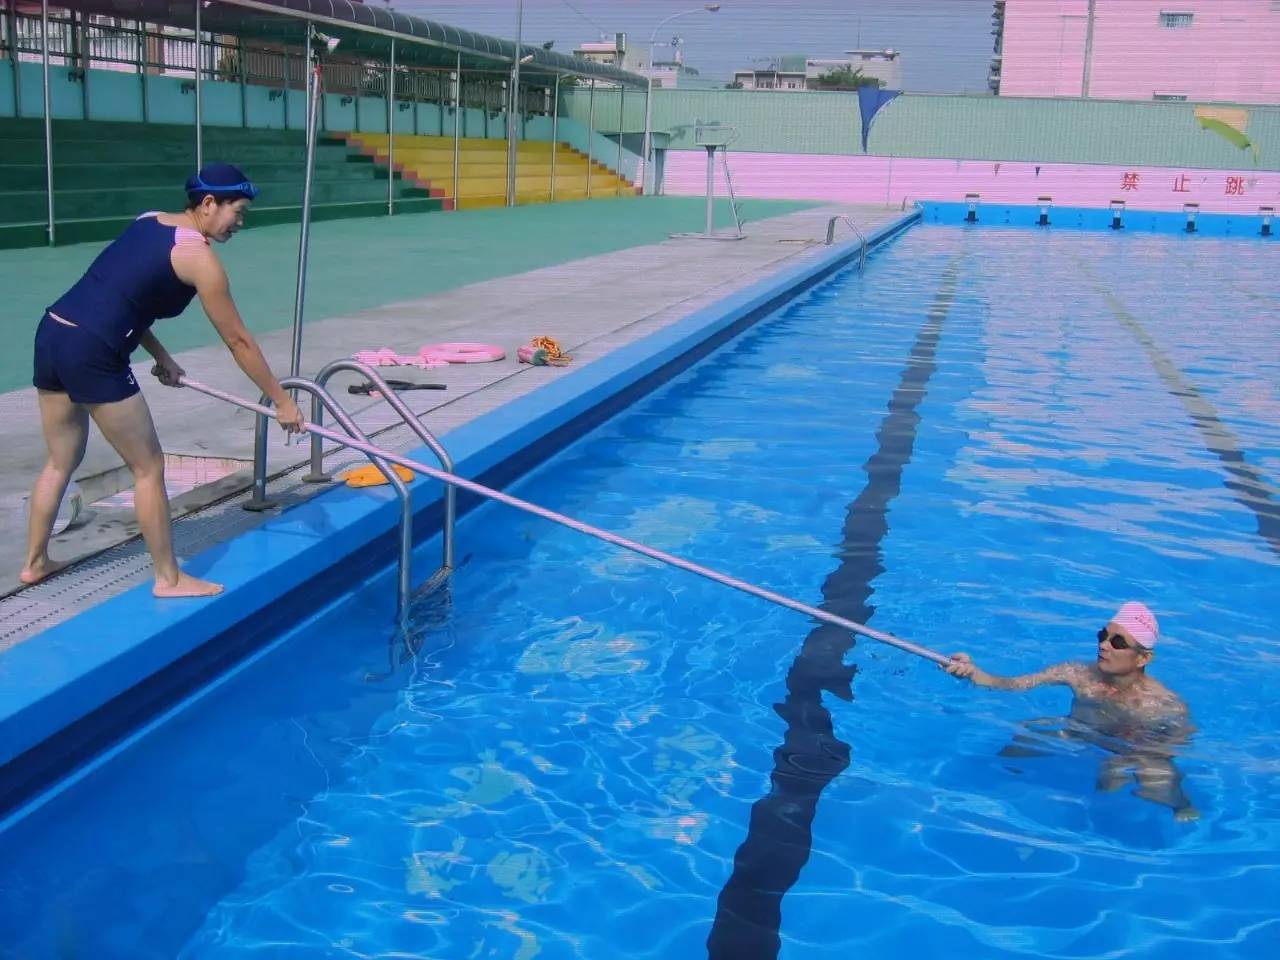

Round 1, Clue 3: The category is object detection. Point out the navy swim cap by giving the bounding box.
[185,163,259,202]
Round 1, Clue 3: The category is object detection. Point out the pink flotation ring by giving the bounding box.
[418,342,506,364]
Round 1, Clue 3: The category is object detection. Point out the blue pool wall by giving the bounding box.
[922,201,1277,237]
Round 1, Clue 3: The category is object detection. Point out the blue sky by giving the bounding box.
[394,0,995,93]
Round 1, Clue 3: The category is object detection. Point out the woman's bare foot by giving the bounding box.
[19,556,70,586]
[153,570,224,598]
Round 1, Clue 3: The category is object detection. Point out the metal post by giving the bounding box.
[586,78,595,199]
[194,0,202,168]
[387,38,395,216]
[505,0,523,207]
[238,36,247,127]
[1081,0,1097,98]
[282,45,288,127]
[640,69,653,193]
[549,74,559,201]
[138,20,148,123]
[41,0,54,246]
[452,52,461,209]
[704,145,715,236]
[615,84,625,189]
[72,10,87,120]
[289,23,320,378]
[7,0,22,118]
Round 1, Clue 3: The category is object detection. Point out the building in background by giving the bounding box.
[572,33,645,73]
[991,0,1280,103]
[574,32,716,89]
[732,50,901,91]
[840,49,903,88]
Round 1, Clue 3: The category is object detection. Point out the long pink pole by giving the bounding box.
[181,377,950,666]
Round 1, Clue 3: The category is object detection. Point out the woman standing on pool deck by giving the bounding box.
[21,163,304,597]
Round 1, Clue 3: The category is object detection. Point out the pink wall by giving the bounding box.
[662,151,1280,213]
[1000,0,1280,104]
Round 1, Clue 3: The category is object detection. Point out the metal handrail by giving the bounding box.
[825,215,868,270]
[312,359,456,571]
[238,375,415,630]
[180,377,951,666]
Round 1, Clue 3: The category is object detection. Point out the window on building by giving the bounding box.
[1153,92,1188,101]
[1159,11,1194,28]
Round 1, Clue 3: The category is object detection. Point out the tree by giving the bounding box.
[725,80,744,89]
[811,66,884,91]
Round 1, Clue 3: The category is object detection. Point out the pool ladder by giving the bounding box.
[239,360,455,630]
[825,215,868,270]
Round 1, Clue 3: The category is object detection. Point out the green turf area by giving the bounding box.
[1,196,816,392]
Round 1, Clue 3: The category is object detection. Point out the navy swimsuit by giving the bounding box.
[33,214,202,404]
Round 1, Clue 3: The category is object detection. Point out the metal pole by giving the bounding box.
[704,145,715,236]
[282,45,288,127]
[452,52,461,210]
[194,0,202,168]
[641,69,653,193]
[586,78,595,198]
[289,23,319,378]
[505,0,523,207]
[183,376,952,667]
[387,38,395,216]
[40,0,54,246]
[72,10,87,119]
[138,20,148,123]
[7,0,22,118]
[238,36,247,127]
[1081,0,1097,98]
[615,84,625,188]
[549,74,559,201]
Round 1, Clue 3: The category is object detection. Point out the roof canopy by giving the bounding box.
[60,0,648,86]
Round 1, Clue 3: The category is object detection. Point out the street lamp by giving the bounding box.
[639,3,720,195]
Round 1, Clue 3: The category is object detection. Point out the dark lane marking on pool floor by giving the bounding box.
[706,262,961,960]
[1091,278,1280,560]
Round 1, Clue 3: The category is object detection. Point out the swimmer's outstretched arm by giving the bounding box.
[944,654,1084,692]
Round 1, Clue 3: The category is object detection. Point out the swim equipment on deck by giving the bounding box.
[419,343,506,364]
[352,344,505,368]
[179,371,951,666]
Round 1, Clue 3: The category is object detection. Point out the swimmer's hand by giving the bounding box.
[942,652,989,684]
[275,397,305,434]
[151,357,186,388]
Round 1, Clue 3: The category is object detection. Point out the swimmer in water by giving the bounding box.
[22,164,303,597]
[945,601,1198,820]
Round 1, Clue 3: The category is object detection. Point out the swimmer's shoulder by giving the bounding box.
[1052,661,1099,689]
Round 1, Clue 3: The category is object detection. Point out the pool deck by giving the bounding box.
[0,200,907,649]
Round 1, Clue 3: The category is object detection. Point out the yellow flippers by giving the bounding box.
[338,463,416,488]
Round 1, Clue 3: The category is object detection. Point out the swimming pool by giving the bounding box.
[1,223,1277,958]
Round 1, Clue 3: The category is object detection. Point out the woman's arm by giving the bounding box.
[171,246,303,431]
[139,331,185,387]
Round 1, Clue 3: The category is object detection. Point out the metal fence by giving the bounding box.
[1,6,554,113]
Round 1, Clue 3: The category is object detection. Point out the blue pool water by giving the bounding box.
[2,225,1278,959]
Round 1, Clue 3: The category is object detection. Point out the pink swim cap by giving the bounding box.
[1112,601,1158,649]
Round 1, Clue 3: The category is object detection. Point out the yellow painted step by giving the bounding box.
[354,134,559,154]
[454,186,636,210]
